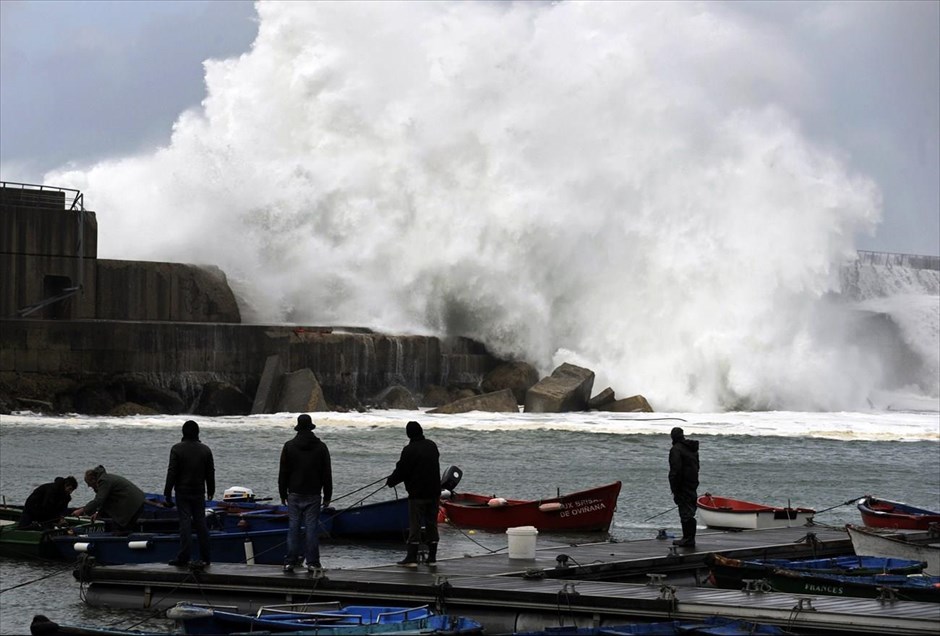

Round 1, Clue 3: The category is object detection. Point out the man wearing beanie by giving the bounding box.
[668,427,700,548]
[386,420,441,567]
[279,413,332,573]
[164,420,215,567]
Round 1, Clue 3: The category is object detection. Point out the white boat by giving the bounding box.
[696,494,815,530]
[846,524,940,576]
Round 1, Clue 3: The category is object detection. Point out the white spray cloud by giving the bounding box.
[50,1,911,411]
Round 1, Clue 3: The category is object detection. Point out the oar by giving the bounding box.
[642,505,677,522]
[814,496,865,516]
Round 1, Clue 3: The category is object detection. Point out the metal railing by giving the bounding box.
[856,250,940,272]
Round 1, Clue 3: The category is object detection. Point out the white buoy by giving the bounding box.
[128,540,151,550]
[244,539,255,565]
[73,542,91,553]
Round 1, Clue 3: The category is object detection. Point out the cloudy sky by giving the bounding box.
[1,0,938,256]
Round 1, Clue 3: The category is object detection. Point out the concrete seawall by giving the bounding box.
[0,319,500,407]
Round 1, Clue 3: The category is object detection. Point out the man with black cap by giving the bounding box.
[164,419,215,567]
[668,426,700,548]
[386,420,440,567]
[279,413,332,573]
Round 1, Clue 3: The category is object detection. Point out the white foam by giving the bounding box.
[44,3,938,411]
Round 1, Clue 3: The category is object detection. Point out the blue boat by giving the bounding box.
[219,499,410,540]
[166,602,484,635]
[512,616,787,635]
[49,526,318,565]
[706,552,928,590]
[328,497,410,540]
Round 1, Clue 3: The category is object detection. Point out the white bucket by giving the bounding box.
[506,525,538,559]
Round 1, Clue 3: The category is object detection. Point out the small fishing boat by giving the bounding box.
[327,497,410,540]
[696,493,815,530]
[511,616,787,635]
[50,526,309,565]
[846,523,940,576]
[167,601,483,635]
[706,552,927,590]
[438,482,621,532]
[223,498,411,540]
[764,568,940,603]
[857,495,940,530]
[0,505,104,559]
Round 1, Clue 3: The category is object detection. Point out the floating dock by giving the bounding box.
[76,525,939,635]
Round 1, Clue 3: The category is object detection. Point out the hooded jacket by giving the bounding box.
[278,431,332,504]
[387,425,441,500]
[164,433,215,500]
[24,478,72,522]
[82,467,145,527]
[668,438,700,496]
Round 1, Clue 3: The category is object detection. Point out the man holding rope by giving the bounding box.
[386,420,440,568]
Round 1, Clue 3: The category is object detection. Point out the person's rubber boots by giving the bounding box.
[673,519,696,547]
[397,543,419,567]
[427,542,438,567]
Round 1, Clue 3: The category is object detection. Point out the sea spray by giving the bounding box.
[47,2,938,411]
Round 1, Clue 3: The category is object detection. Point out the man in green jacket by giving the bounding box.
[73,465,146,533]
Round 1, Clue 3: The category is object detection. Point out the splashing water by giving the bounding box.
[48,3,939,411]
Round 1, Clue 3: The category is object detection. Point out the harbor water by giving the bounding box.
[1,409,938,634]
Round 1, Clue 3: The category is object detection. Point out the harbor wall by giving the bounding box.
[0,318,499,405]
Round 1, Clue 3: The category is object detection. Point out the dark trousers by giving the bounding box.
[175,494,210,563]
[673,490,697,523]
[406,498,440,544]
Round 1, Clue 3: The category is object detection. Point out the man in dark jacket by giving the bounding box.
[278,414,332,573]
[73,466,145,533]
[668,426,700,547]
[386,421,440,567]
[164,420,215,567]
[19,476,78,528]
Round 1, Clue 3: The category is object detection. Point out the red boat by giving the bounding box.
[857,495,940,530]
[438,482,621,532]
[697,494,815,530]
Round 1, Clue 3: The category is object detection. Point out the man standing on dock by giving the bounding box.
[386,420,440,567]
[164,419,215,568]
[279,413,332,573]
[668,426,699,548]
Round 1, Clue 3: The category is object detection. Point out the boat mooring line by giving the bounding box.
[0,562,75,594]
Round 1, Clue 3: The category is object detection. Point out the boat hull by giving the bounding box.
[51,528,299,565]
[696,494,815,530]
[439,482,620,532]
[0,506,105,559]
[846,524,940,576]
[706,552,927,590]
[857,495,940,530]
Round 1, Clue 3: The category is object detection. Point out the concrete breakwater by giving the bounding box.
[0,319,500,415]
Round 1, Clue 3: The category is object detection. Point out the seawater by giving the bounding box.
[1,409,938,634]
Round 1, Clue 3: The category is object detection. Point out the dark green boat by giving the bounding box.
[0,505,104,559]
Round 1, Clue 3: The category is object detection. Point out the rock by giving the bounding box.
[122,380,185,414]
[74,383,120,415]
[373,385,418,410]
[481,362,539,405]
[193,381,252,416]
[421,385,452,408]
[524,363,595,413]
[428,388,519,414]
[109,402,159,416]
[251,354,285,414]
[588,387,616,410]
[275,369,329,413]
[596,395,654,413]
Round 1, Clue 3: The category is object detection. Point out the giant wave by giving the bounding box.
[46,2,938,412]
